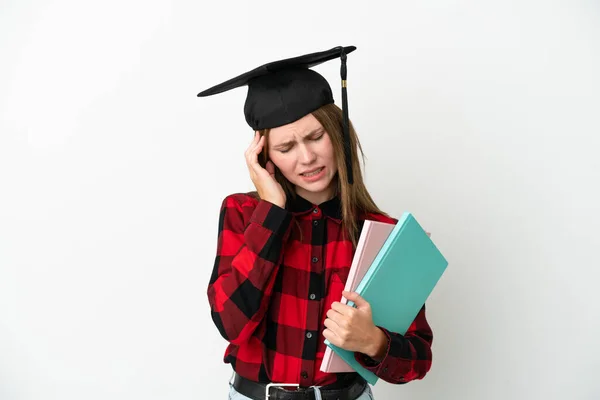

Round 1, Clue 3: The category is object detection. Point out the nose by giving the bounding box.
[298,143,317,164]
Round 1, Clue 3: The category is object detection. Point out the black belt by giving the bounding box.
[232,372,368,400]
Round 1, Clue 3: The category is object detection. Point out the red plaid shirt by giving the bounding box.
[207,192,433,386]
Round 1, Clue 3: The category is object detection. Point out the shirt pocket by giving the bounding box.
[331,267,350,291]
[324,268,349,307]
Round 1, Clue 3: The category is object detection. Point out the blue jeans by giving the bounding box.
[227,380,375,400]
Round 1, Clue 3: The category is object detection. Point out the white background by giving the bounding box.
[1,1,599,399]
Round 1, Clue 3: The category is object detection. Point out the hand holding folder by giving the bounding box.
[320,212,448,385]
[320,220,395,373]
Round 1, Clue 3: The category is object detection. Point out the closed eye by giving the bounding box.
[276,131,324,153]
[277,143,294,153]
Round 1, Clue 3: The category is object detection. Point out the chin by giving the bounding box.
[294,177,334,194]
[297,183,328,193]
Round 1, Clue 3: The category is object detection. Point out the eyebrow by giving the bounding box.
[273,128,324,149]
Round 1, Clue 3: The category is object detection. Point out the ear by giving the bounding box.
[264,161,274,175]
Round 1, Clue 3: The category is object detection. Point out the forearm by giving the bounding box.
[207,197,292,344]
[355,306,433,384]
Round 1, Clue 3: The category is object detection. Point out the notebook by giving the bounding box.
[323,212,448,385]
[320,220,395,373]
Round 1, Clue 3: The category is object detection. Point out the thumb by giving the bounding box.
[343,291,369,308]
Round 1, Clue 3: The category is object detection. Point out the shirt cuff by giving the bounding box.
[249,199,293,238]
[354,326,393,373]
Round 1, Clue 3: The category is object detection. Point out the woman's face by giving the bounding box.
[268,113,337,204]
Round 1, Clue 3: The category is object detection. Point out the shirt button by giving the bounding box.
[309,293,316,300]
[301,371,308,379]
[313,220,319,226]
[313,208,318,214]
[312,257,318,263]
[306,332,313,339]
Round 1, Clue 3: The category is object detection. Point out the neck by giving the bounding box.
[295,184,336,205]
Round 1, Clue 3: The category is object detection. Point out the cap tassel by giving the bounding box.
[340,48,354,185]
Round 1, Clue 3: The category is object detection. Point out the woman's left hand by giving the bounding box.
[323,291,387,359]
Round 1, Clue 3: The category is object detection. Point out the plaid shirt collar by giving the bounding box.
[286,193,342,223]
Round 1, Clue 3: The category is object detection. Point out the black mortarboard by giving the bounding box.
[197,45,357,184]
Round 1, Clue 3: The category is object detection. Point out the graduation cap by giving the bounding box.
[197,45,357,184]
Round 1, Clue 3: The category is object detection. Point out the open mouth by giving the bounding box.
[300,167,324,177]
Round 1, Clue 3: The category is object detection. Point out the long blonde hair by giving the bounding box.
[258,103,389,247]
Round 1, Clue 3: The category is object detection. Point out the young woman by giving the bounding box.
[200,46,433,400]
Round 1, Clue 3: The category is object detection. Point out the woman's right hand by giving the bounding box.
[245,131,286,208]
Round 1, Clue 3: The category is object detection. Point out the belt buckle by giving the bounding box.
[265,382,299,400]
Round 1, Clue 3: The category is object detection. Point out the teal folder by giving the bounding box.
[324,212,448,385]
